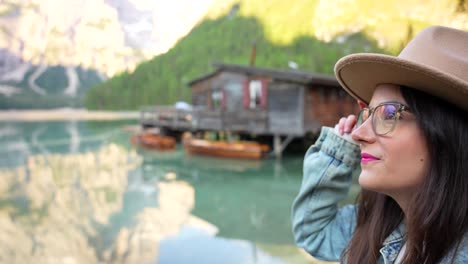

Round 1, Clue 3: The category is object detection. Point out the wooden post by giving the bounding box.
[274,134,282,159]
[249,42,256,66]
[273,134,295,159]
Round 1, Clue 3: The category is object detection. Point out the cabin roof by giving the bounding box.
[187,62,339,87]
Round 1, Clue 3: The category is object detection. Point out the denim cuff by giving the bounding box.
[315,127,361,167]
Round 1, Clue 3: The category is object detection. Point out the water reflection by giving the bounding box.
[0,121,335,264]
[158,226,283,264]
[0,121,121,168]
[0,142,138,261]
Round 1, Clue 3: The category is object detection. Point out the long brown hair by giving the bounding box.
[343,86,468,264]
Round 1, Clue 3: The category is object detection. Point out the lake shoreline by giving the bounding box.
[0,109,140,121]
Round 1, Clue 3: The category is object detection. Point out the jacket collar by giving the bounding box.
[379,222,406,263]
[383,222,406,245]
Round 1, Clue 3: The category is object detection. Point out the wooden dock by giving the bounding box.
[140,106,312,158]
[141,106,274,134]
[139,63,359,158]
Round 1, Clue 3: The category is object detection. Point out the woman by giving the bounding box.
[292,26,468,263]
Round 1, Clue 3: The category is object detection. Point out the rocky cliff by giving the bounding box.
[0,0,215,108]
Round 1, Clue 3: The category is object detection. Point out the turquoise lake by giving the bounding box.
[0,120,359,264]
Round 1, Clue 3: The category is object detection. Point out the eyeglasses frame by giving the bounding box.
[356,102,410,136]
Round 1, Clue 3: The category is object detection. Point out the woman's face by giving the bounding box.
[351,84,429,205]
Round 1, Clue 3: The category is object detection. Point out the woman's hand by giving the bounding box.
[335,115,358,136]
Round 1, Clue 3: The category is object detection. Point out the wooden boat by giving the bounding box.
[130,133,176,150]
[183,139,270,160]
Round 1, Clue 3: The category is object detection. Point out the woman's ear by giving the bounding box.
[357,100,367,110]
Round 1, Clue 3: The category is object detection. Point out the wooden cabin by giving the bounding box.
[186,62,358,134]
[140,62,359,157]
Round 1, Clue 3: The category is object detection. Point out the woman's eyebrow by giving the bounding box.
[384,100,405,104]
[368,100,406,108]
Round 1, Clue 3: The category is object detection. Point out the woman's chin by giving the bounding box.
[358,172,384,193]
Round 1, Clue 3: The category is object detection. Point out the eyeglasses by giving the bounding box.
[356,102,410,136]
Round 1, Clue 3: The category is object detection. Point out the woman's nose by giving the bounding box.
[351,118,375,144]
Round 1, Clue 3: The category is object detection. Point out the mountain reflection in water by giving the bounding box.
[0,120,340,264]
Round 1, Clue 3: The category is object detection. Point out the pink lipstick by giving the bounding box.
[361,153,380,164]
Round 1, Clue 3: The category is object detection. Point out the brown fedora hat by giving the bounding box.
[334,26,468,111]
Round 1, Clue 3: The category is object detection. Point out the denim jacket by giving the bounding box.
[291,127,468,263]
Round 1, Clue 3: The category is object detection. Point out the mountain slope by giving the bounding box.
[207,0,467,53]
[0,0,215,109]
[85,15,382,110]
[85,0,468,110]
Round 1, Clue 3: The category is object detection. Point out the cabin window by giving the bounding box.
[249,80,262,109]
[243,79,267,109]
[193,92,207,107]
[224,81,243,112]
[211,90,223,109]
